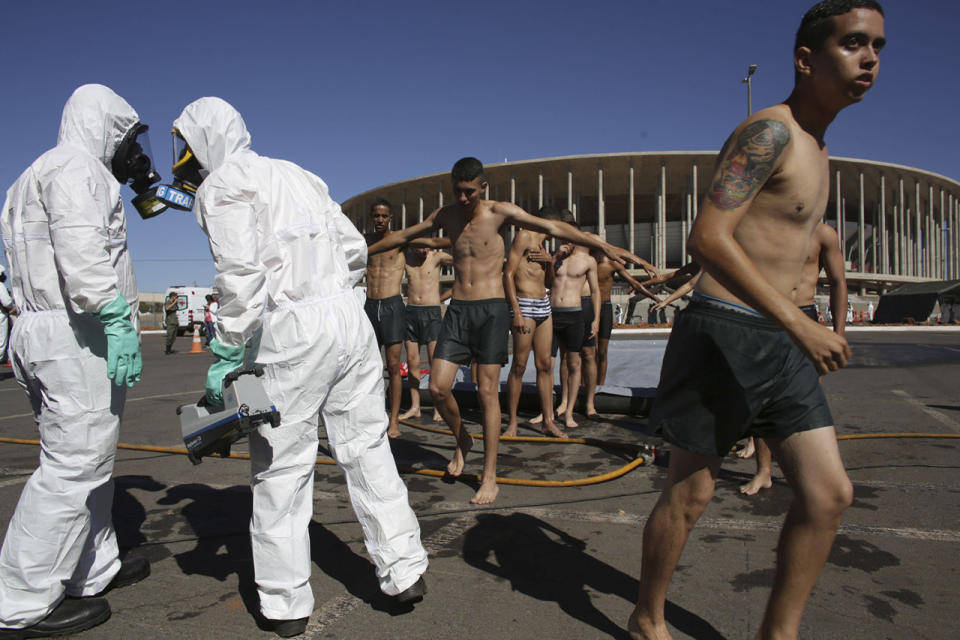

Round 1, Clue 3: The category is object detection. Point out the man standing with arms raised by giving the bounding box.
[369,157,646,504]
[628,2,884,638]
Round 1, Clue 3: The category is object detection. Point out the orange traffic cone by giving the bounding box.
[189,324,204,354]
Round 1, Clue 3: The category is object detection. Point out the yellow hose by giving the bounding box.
[0,428,955,488]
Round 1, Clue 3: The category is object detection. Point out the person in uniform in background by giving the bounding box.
[164,291,179,354]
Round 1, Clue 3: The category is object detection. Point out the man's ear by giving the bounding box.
[795,46,814,78]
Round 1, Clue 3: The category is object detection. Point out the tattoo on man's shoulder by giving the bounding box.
[708,119,790,210]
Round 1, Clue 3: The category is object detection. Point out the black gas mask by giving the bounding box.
[152,130,208,212]
[112,123,168,219]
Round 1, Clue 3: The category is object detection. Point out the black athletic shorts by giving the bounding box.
[650,301,834,457]
[598,301,614,340]
[434,298,510,366]
[800,304,819,322]
[551,308,585,357]
[405,304,442,344]
[581,296,597,348]
[364,295,405,347]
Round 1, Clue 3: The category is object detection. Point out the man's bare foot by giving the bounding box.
[740,473,773,495]
[529,413,544,425]
[399,406,421,421]
[446,433,474,477]
[586,412,600,420]
[627,609,673,640]
[564,417,579,429]
[432,409,443,424]
[734,438,755,459]
[470,478,499,504]
[387,421,401,439]
[540,422,568,439]
[503,422,519,438]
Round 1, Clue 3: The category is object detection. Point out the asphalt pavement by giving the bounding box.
[0,329,957,639]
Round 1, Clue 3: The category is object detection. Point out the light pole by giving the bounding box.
[742,64,758,115]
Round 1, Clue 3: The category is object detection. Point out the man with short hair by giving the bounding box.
[550,239,599,429]
[368,157,646,504]
[503,206,564,438]
[628,3,884,638]
[364,198,409,438]
[399,246,453,424]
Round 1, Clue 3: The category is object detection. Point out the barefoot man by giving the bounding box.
[628,2,883,638]
[364,199,407,438]
[400,246,453,424]
[504,206,565,438]
[369,157,646,504]
[550,238,599,429]
[741,221,848,495]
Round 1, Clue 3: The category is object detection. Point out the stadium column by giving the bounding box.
[628,162,635,256]
[880,174,888,274]
[932,185,939,278]
[598,164,605,240]
[538,169,543,210]
[401,190,407,229]
[915,181,922,277]
[835,169,844,268]
[659,162,666,269]
[418,188,424,224]
[898,177,905,276]
[858,170,865,280]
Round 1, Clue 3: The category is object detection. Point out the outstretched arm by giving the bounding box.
[818,224,848,337]
[641,261,700,287]
[689,117,849,374]
[367,208,440,255]
[615,264,661,303]
[653,272,701,311]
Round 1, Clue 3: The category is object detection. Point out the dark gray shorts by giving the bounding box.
[434,298,510,366]
[800,304,819,322]
[364,295,405,346]
[551,307,585,356]
[599,301,614,340]
[405,304,442,344]
[650,301,834,457]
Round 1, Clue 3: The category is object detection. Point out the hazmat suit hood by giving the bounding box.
[57,84,140,169]
[173,97,251,174]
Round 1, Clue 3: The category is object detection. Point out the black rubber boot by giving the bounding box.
[394,576,426,605]
[271,617,308,637]
[0,597,111,638]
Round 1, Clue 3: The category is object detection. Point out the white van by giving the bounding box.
[162,285,218,336]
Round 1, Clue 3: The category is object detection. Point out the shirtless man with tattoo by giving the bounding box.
[504,206,564,438]
[399,247,453,424]
[741,221,848,495]
[628,2,884,638]
[368,157,646,504]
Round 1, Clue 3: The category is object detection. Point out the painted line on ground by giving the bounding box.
[892,389,960,432]
[302,515,475,638]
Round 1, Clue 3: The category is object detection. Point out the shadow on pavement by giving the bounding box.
[463,512,726,639]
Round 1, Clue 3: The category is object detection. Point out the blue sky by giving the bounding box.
[1,0,957,293]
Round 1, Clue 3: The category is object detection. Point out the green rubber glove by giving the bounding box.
[205,338,245,408]
[97,292,142,387]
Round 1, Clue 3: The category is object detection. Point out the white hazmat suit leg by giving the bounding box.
[0,84,139,627]
[174,97,427,622]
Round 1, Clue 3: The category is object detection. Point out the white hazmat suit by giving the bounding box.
[173,97,428,621]
[0,84,140,627]
[0,265,12,362]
